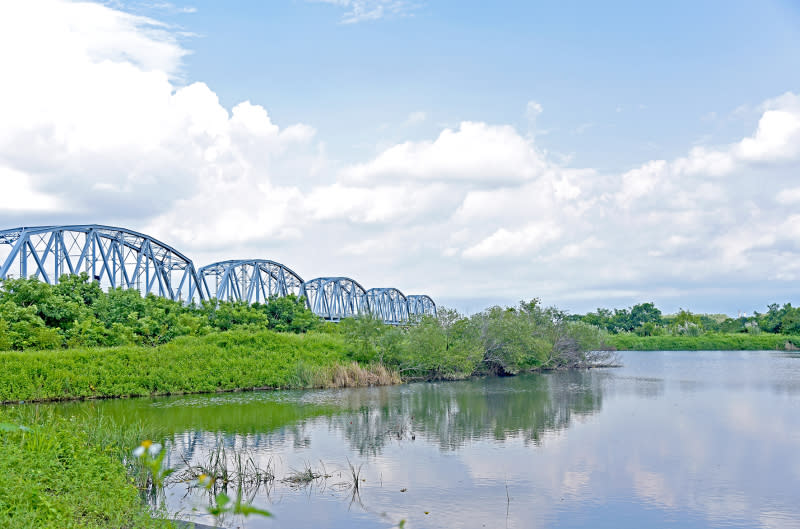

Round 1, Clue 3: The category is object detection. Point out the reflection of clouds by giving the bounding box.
[109,351,800,529]
[629,466,675,509]
[561,470,591,497]
[760,511,800,529]
[725,397,800,441]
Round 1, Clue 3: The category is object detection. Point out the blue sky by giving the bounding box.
[1,0,800,315]
[142,0,800,169]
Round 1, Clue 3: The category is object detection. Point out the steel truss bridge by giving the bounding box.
[0,225,436,324]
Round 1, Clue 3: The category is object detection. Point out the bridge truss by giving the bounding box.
[301,277,370,321]
[0,225,204,302]
[407,294,437,317]
[0,224,438,324]
[365,288,409,325]
[199,259,304,304]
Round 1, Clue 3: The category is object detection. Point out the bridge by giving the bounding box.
[0,225,436,324]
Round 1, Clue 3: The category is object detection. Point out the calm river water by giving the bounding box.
[63,351,800,528]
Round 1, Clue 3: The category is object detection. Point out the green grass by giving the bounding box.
[0,328,364,403]
[606,333,800,351]
[0,407,174,529]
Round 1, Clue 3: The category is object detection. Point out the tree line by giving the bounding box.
[570,302,800,336]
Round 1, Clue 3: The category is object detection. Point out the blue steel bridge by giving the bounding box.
[0,225,436,324]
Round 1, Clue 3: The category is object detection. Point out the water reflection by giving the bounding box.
[328,371,605,454]
[52,351,800,529]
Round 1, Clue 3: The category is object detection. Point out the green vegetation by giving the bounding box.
[607,333,800,351]
[571,301,800,349]
[0,276,611,403]
[0,406,173,529]
[0,276,614,528]
[0,329,391,403]
[0,274,319,351]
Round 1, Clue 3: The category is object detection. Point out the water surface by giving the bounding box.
[62,351,800,528]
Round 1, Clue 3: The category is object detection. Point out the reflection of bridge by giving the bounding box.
[0,225,436,324]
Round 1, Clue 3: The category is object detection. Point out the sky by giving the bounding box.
[1,0,800,315]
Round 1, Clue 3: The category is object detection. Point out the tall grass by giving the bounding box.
[0,329,400,403]
[0,406,173,529]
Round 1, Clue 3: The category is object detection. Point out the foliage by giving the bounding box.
[0,300,613,403]
[0,329,368,402]
[0,406,174,529]
[259,294,319,333]
[606,332,800,351]
[336,300,609,380]
[0,275,318,351]
[390,311,483,378]
[573,300,800,339]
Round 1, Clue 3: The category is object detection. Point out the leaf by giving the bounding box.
[215,493,231,508]
[234,503,272,517]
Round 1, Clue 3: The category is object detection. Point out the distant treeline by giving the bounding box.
[569,302,800,336]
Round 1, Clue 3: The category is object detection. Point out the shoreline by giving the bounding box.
[606,333,800,351]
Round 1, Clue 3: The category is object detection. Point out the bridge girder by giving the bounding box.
[301,277,370,321]
[0,225,204,302]
[199,259,304,304]
[365,287,409,325]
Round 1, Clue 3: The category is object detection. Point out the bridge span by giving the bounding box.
[0,224,436,324]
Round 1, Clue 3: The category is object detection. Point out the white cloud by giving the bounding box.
[0,167,64,212]
[526,100,543,122]
[463,221,562,259]
[3,1,800,312]
[404,111,427,126]
[341,121,548,185]
[308,0,419,24]
[776,187,800,204]
[0,0,319,247]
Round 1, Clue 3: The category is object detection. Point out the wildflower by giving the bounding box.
[133,439,162,458]
[195,473,214,489]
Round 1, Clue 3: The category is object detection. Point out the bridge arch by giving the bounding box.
[365,287,409,324]
[199,259,304,303]
[301,277,369,321]
[0,225,204,302]
[407,294,437,317]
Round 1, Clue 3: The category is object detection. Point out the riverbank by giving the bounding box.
[0,329,400,403]
[606,333,800,351]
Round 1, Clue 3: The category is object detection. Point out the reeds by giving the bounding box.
[297,361,401,389]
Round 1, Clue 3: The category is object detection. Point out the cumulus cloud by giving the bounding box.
[341,121,548,185]
[463,221,562,259]
[0,0,320,249]
[3,1,800,311]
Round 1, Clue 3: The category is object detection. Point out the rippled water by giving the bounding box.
[61,351,800,528]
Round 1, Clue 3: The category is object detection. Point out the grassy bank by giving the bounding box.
[0,329,399,403]
[0,406,173,529]
[607,333,800,351]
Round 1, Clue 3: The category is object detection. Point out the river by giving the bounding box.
[59,350,800,528]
